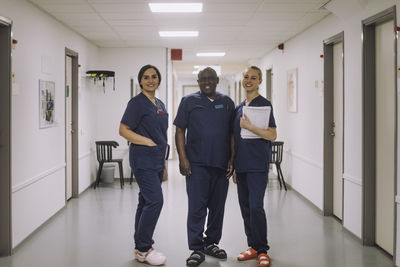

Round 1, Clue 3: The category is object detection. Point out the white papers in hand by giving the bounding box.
[240,106,271,139]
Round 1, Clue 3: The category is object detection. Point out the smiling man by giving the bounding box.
[174,67,235,267]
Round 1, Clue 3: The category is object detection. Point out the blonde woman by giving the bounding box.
[233,66,277,267]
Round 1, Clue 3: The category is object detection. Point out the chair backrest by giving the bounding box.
[270,141,284,164]
[95,141,119,163]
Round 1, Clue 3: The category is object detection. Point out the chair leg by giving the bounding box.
[277,163,287,191]
[275,163,282,189]
[130,169,134,184]
[94,162,104,189]
[118,162,124,189]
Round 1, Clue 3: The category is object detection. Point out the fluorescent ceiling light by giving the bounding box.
[193,65,221,75]
[149,3,203,13]
[196,52,225,57]
[159,31,199,37]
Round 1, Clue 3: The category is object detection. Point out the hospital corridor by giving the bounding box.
[1,0,400,266]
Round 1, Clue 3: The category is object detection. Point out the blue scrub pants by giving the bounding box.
[133,168,164,252]
[186,165,229,251]
[236,171,270,254]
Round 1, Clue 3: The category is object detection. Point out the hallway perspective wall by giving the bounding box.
[5,0,99,247]
[253,0,400,263]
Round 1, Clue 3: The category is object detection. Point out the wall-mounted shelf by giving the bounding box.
[86,70,115,93]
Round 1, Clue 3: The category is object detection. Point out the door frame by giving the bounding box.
[323,32,344,220]
[0,15,12,257]
[65,48,79,199]
[362,6,397,259]
[266,68,273,102]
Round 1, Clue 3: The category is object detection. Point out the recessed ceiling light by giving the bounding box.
[159,31,199,37]
[149,3,203,13]
[196,52,225,57]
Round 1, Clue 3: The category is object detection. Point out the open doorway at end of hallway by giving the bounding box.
[323,32,344,223]
[0,16,12,257]
[65,48,79,201]
[362,6,397,260]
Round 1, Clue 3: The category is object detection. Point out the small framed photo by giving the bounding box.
[39,80,55,128]
[287,68,298,113]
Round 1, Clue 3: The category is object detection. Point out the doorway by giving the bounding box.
[323,32,344,221]
[65,48,79,200]
[0,16,12,256]
[266,68,272,102]
[362,6,396,258]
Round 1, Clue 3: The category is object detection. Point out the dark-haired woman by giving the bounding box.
[119,64,168,266]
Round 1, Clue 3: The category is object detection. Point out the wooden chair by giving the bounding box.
[270,141,287,190]
[94,141,124,189]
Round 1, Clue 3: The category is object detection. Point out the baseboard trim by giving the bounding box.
[11,205,66,253]
[285,183,323,215]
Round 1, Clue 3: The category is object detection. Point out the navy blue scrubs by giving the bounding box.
[174,91,235,251]
[233,95,276,254]
[121,92,168,252]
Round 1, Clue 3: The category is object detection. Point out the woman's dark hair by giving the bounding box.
[138,64,161,89]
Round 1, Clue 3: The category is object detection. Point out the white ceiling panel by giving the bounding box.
[100,12,152,20]
[33,3,94,13]
[202,3,259,13]
[107,20,154,26]
[91,3,151,13]
[28,0,332,78]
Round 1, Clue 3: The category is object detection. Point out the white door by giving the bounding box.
[375,19,395,255]
[65,55,73,200]
[332,42,343,220]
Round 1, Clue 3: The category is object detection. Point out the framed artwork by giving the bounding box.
[39,80,55,128]
[287,68,298,112]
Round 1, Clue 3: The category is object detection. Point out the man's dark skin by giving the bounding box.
[175,67,234,178]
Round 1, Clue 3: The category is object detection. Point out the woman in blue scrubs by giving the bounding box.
[119,65,168,266]
[233,66,277,267]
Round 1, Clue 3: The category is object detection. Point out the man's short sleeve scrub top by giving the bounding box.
[233,95,277,173]
[121,92,168,171]
[174,91,235,170]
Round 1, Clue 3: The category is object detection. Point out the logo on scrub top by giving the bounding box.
[157,105,164,114]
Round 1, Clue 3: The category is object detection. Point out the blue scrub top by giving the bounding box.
[233,95,276,173]
[174,91,235,170]
[121,92,168,171]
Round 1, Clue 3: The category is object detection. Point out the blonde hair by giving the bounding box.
[247,66,262,80]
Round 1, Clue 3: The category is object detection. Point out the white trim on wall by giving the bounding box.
[343,173,362,186]
[12,163,66,193]
[78,151,92,160]
[290,150,323,170]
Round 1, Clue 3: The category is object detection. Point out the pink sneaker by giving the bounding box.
[135,248,166,265]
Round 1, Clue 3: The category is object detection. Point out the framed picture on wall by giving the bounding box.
[39,80,56,128]
[287,68,298,113]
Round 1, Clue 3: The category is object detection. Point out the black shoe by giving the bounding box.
[186,250,205,267]
[203,244,227,259]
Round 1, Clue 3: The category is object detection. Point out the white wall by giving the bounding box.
[95,47,169,176]
[5,0,99,247]
[250,0,400,263]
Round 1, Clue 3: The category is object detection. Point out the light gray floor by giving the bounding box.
[0,160,393,267]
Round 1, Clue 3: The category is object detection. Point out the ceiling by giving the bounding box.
[28,0,331,79]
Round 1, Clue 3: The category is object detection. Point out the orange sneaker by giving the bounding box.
[258,253,270,267]
[237,247,257,261]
